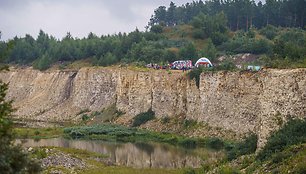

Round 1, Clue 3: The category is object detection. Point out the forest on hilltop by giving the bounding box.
[149,0,305,30]
[0,0,305,70]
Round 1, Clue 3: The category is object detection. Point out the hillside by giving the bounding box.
[0,1,305,70]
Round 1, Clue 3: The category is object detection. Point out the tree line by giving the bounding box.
[149,0,306,30]
[0,0,305,70]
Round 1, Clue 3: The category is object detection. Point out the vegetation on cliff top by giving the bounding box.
[0,1,305,70]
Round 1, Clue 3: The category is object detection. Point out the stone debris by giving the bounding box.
[41,152,86,169]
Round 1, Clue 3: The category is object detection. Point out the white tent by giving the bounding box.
[195,57,213,67]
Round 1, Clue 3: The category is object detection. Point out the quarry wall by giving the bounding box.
[0,67,305,148]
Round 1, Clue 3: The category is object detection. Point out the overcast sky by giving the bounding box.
[0,0,263,41]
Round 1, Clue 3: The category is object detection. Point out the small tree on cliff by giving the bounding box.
[0,32,41,173]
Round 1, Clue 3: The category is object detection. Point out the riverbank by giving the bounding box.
[14,118,306,173]
[15,123,241,151]
[28,146,187,174]
[14,123,256,173]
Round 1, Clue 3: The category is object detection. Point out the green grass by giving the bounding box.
[257,119,306,161]
[14,127,64,139]
[82,167,185,174]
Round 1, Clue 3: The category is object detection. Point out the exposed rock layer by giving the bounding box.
[1,67,305,148]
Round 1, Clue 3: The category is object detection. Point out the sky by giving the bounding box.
[0,0,192,40]
[0,0,263,41]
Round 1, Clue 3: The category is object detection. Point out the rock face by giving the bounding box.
[1,67,305,148]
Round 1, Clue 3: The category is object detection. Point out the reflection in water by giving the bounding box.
[17,138,216,168]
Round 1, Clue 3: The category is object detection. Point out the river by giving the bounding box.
[17,138,224,169]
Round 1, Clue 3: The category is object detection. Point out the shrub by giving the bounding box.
[187,67,208,88]
[219,166,241,174]
[183,119,197,129]
[206,137,225,150]
[294,163,306,174]
[227,134,258,160]
[33,54,53,71]
[81,114,90,121]
[34,130,40,135]
[32,148,47,159]
[132,109,155,127]
[183,168,196,174]
[259,25,279,40]
[150,25,163,33]
[215,60,237,71]
[178,138,197,148]
[69,130,85,138]
[257,119,306,161]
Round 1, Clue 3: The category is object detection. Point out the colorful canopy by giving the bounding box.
[195,57,213,67]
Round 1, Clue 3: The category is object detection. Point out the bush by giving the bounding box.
[150,25,163,33]
[259,25,279,40]
[219,166,241,174]
[132,109,155,127]
[33,54,53,71]
[294,163,306,174]
[219,32,272,54]
[257,119,306,161]
[81,114,90,121]
[0,77,41,173]
[206,137,225,150]
[187,67,209,88]
[183,168,196,174]
[183,119,197,129]
[227,134,258,160]
[178,138,197,148]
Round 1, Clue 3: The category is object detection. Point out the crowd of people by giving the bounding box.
[146,60,193,71]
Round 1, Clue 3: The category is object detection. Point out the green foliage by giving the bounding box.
[33,54,53,70]
[178,42,197,61]
[150,25,163,33]
[220,32,272,54]
[2,2,306,69]
[64,123,228,150]
[183,119,197,129]
[227,134,258,160]
[219,166,241,174]
[272,28,306,61]
[215,60,237,71]
[31,148,47,159]
[150,0,305,30]
[82,114,90,121]
[187,67,207,88]
[199,39,217,61]
[257,119,306,161]
[295,162,306,174]
[183,168,196,174]
[206,137,225,150]
[259,25,279,40]
[0,77,41,173]
[132,109,155,127]
[191,12,228,40]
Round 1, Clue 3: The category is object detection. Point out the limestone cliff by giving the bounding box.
[0,67,305,148]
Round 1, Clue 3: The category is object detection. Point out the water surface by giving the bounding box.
[19,138,223,169]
